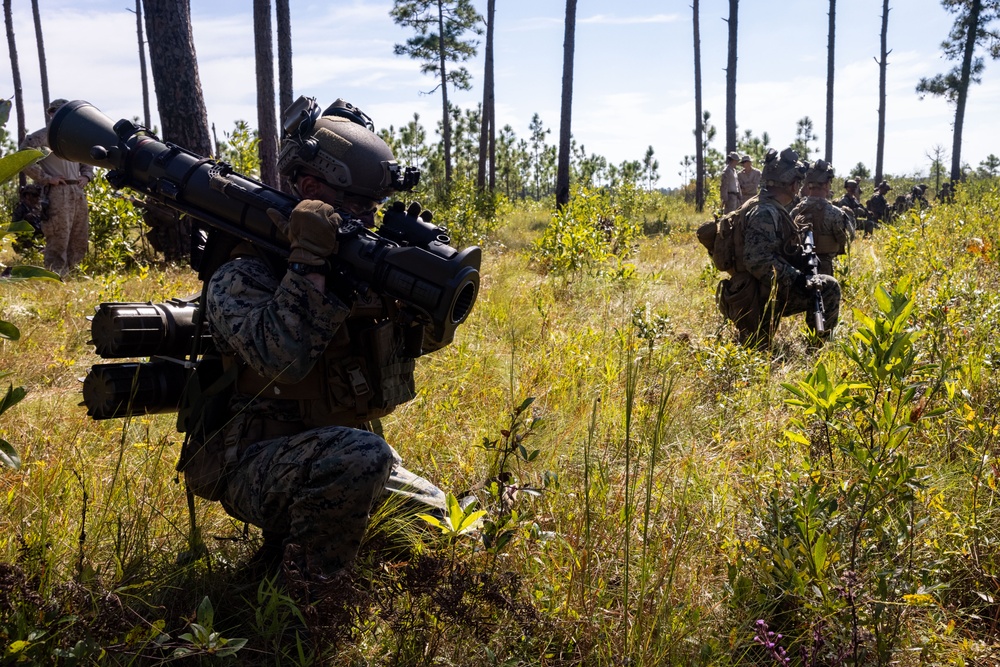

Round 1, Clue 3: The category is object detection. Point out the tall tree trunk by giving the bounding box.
[693,0,705,212]
[825,0,835,163]
[724,0,737,154]
[253,0,278,188]
[142,0,211,261]
[143,0,211,155]
[555,0,577,209]
[437,0,453,186]
[951,0,983,182]
[875,0,890,184]
[476,0,495,191]
[488,85,495,191]
[4,0,26,186]
[135,0,151,129]
[276,0,292,116]
[30,0,48,113]
[476,0,496,190]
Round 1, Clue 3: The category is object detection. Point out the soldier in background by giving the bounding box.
[11,183,46,253]
[721,151,742,213]
[791,160,854,276]
[918,182,929,198]
[18,98,94,276]
[716,147,840,349]
[914,184,930,209]
[894,193,912,216]
[867,180,893,229]
[936,181,953,204]
[835,179,871,237]
[737,155,761,205]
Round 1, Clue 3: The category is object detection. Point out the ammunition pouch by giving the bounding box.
[233,319,417,429]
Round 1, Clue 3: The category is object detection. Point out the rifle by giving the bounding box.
[801,230,825,335]
[48,100,481,419]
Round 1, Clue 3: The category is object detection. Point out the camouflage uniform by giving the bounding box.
[721,162,742,213]
[19,123,94,276]
[834,191,869,237]
[791,196,854,276]
[204,252,444,574]
[936,182,953,204]
[867,182,893,229]
[737,165,761,204]
[722,190,841,347]
[12,184,46,252]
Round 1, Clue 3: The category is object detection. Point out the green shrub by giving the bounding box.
[532,183,644,277]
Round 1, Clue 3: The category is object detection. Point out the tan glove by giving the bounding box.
[285,199,341,266]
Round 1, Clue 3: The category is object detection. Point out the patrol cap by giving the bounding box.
[47,98,69,114]
[740,154,752,164]
[844,179,858,189]
[727,151,740,162]
[804,159,835,184]
[762,147,806,185]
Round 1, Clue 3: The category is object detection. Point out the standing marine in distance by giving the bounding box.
[721,151,743,213]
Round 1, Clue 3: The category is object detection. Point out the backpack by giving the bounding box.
[696,196,757,273]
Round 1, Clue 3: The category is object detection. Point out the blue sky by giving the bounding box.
[3,0,997,189]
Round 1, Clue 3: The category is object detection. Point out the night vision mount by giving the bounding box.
[281,95,419,193]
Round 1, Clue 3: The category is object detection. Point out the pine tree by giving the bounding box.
[916,0,1000,181]
[391,0,482,187]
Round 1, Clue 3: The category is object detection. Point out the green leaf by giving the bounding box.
[0,98,11,126]
[456,509,487,534]
[196,596,215,627]
[6,265,61,281]
[417,513,446,532]
[0,384,27,415]
[0,321,20,341]
[3,220,36,234]
[784,430,810,446]
[516,396,536,414]
[0,149,46,184]
[0,439,21,470]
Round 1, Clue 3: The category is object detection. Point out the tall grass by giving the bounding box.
[1,181,999,664]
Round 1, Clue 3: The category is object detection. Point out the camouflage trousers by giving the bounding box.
[221,426,396,576]
[727,272,841,349]
[41,184,88,276]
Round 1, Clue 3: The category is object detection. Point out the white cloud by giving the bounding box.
[579,14,680,26]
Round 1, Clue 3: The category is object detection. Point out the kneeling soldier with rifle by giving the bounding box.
[716,147,841,349]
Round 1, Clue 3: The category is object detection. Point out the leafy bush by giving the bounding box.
[415,176,512,248]
[81,174,156,272]
[215,120,261,178]
[730,279,950,664]
[532,183,644,277]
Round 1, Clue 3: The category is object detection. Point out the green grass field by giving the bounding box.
[2,181,1000,665]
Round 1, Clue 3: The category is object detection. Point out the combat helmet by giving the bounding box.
[804,159,835,184]
[762,148,805,186]
[277,96,418,201]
